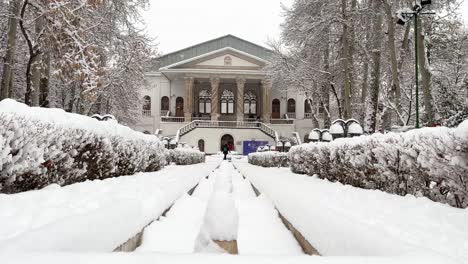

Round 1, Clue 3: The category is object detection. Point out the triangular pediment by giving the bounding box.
[160,47,267,71]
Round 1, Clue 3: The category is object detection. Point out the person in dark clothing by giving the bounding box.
[222,144,229,160]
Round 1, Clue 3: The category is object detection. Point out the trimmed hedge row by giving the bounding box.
[248,151,289,167]
[289,121,468,208]
[167,148,206,165]
[0,113,166,194]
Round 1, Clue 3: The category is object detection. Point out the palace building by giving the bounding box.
[133,35,323,155]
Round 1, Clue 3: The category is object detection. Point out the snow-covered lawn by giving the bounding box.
[233,158,468,262]
[0,157,221,252]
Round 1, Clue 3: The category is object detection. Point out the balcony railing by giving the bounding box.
[271,119,294,125]
[304,113,314,119]
[161,116,186,123]
[142,110,152,117]
[287,113,296,119]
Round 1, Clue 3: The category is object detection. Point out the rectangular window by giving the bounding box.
[221,101,227,114]
[251,102,256,114]
[199,101,205,114]
[228,101,234,114]
[206,101,211,114]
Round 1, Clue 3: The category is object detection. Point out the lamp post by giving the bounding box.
[396,0,434,129]
[330,119,364,139]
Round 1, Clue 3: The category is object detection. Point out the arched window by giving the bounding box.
[221,90,234,114]
[287,99,296,113]
[175,97,184,117]
[198,139,205,152]
[143,96,151,116]
[272,99,281,119]
[198,90,212,114]
[243,91,257,115]
[304,99,312,113]
[161,96,169,111]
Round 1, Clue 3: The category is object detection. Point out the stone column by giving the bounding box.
[261,79,272,123]
[236,77,246,121]
[210,77,220,121]
[184,77,194,122]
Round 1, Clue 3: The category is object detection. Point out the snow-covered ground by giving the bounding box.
[233,158,468,262]
[0,252,458,264]
[0,157,221,252]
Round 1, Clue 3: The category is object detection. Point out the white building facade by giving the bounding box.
[133,35,323,155]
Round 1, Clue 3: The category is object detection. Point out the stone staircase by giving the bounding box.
[175,121,279,143]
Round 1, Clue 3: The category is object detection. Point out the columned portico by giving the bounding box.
[236,77,246,121]
[210,77,220,121]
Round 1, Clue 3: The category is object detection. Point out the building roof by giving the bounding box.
[154,35,273,69]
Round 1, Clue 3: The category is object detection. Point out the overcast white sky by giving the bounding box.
[143,0,468,55]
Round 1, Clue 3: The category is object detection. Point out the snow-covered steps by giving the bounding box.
[233,158,468,262]
[236,194,303,255]
[0,252,460,264]
[136,194,208,253]
[136,173,217,254]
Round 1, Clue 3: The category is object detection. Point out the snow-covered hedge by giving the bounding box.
[0,99,166,193]
[248,151,289,167]
[168,148,205,165]
[289,121,468,208]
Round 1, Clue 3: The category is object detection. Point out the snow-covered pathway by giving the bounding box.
[136,161,302,255]
[0,157,221,252]
[233,158,468,262]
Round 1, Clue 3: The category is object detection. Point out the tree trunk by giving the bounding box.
[341,0,353,119]
[0,0,21,100]
[31,17,45,106]
[322,27,332,127]
[40,53,51,107]
[367,0,383,133]
[360,6,372,124]
[417,17,435,124]
[19,0,40,106]
[382,0,403,128]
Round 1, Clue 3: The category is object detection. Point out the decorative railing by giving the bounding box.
[175,120,278,143]
[292,132,302,145]
[304,113,314,119]
[271,119,294,125]
[161,116,185,123]
[192,116,211,121]
[287,113,297,119]
[142,110,152,117]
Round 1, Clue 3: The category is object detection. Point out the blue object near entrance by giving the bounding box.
[243,141,268,156]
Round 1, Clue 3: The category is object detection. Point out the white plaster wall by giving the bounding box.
[269,124,296,138]
[180,128,275,155]
[160,122,189,137]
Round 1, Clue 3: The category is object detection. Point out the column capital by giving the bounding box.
[210,77,220,87]
[184,76,195,85]
[236,77,246,87]
[261,78,272,87]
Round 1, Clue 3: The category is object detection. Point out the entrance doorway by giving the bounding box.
[176,97,184,117]
[272,99,281,119]
[220,134,235,151]
[198,139,205,152]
